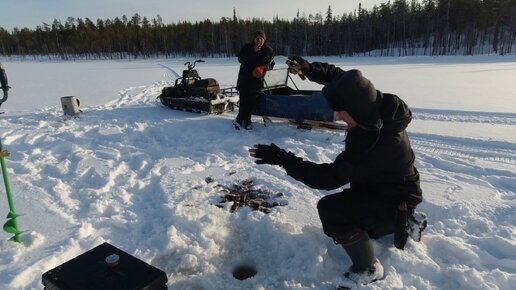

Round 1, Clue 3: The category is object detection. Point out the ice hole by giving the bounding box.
[232,264,257,280]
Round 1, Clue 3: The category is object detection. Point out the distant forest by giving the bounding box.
[0,0,515,58]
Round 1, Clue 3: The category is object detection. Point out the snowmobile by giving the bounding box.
[158,59,238,114]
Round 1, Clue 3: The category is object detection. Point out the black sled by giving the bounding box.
[254,68,346,130]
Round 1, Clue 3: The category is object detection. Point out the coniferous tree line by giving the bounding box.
[0,0,515,59]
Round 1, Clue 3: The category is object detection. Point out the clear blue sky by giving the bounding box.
[1,0,387,31]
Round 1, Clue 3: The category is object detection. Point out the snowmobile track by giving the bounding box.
[411,133,516,165]
[412,108,516,125]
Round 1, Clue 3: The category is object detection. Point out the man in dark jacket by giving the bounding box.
[233,30,274,130]
[0,63,9,107]
[250,56,423,288]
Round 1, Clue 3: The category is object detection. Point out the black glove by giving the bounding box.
[286,56,310,79]
[250,143,288,166]
[286,56,309,67]
[286,55,304,64]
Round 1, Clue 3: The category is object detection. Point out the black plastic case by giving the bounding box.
[42,242,167,290]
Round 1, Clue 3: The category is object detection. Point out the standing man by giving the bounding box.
[250,56,424,288]
[233,30,274,130]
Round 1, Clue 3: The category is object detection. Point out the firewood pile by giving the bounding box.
[214,178,288,213]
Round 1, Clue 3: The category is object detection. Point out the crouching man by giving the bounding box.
[250,56,425,288]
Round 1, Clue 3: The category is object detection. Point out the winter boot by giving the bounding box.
[232,118,252,130]
[407,211,428,242]
[232,118,244,130]
[395,204,428,249]
[243,121,253,130]
[334,229,384,289]
[336,259,384,289]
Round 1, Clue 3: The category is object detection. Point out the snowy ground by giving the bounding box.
[0,56,515,289]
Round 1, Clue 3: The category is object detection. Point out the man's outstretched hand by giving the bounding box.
[286,56,307,65]
[249,143,288,166]
[286,56,309,80]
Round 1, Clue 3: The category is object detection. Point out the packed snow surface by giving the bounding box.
[0,56,514,289]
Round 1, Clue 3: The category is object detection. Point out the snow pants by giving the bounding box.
[317,189,398,240]
[236,89,261,126]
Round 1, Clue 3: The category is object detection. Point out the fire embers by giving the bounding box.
[215,179,287,213]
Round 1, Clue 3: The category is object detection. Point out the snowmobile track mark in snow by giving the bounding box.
[412,133,516,164]
[412,108,516,125]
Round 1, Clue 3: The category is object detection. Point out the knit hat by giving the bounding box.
[253,30,266,40]
[322,69,383,131]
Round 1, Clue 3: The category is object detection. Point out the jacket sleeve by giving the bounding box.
[281,151,352,190]
[238,43,274,67]
[238,44,251,64]
[265,45,275,69]
[304,62,346,85]
[256,45,274,68]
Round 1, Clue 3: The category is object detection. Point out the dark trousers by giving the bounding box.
[236,90,261,125]
[317,189,397,240]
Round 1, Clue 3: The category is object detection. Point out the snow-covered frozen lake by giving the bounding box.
[0,55,515,289]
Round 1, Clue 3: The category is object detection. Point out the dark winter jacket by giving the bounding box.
[236,42,274,93]
[282,63,422,211]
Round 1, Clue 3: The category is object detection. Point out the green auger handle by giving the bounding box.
[0,142,22,243]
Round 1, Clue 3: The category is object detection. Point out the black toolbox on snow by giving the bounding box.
[42,242,167,290]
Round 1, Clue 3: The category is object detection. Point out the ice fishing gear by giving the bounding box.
[42,242,168,290]
[1,140,22,242]
[0,63,10,105]
[60,96,81,116]
[0,64,20,241]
